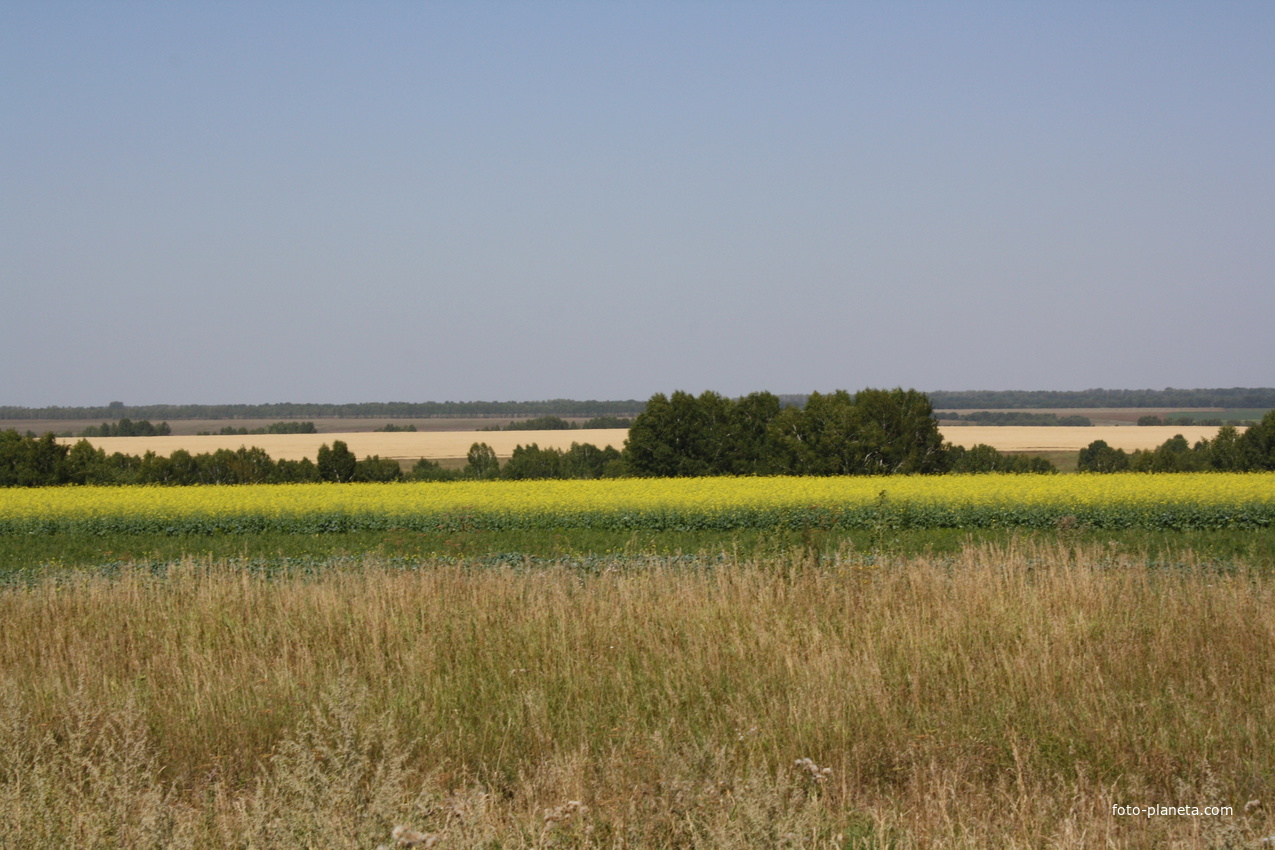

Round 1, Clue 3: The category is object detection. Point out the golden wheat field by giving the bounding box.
[58,425,1234,463]
[60,428,630,462]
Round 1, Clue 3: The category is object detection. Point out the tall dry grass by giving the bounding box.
[1,541,1272,848]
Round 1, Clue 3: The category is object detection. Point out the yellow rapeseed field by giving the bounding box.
[3,473,1273,533]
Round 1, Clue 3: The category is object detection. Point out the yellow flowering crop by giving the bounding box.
[1,473,1272,535]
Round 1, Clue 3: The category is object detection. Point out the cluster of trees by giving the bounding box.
[407,442,625,482]
[946,444,1057,473]
[373,423,417,432]
[936,411,1092,426]
[0,433,405,486]
[479,415,633,432]
[1079,412,1275,472]
[199,421,318,435]
[80,419,172,437]
[621,389,1020,477]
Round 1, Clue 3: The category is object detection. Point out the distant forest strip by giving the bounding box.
[935,411,1093,426]
[4,388,1273,422]
[0,400,647,421]
[926,388,1275,409]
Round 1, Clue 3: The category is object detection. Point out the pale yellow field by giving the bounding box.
[61,428,629,462]
[938,424,1235,452]
[58,425,1237,463]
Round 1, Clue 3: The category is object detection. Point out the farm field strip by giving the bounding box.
[56,428,628,462]
[4,473,1272,535]
[52,425,1240,462]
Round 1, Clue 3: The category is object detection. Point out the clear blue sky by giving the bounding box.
[3,1,1272,406]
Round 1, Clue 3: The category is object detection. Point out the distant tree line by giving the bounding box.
[198,421,318,435]
[479,415,633,432]
[6,389,1272,423]
[1135,415,1255,427]
[0,433,409,486]
[1078,412,1275,472]
[0,399,646,421]
[936,411,1093,426]
[928,388,1275,410]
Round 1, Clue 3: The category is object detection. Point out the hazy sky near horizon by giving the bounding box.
[3,2,1272,407]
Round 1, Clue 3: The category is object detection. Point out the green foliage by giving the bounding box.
[490,415,574,431]
[409,458,460,482]
[626,388,955,477]
[500,442,624,480]
[463,443,500,480]
[0,431,70,486]
[372,423,416,432]
[353,455,403,482]
[1081,414,1275,473]
[81,418,172,437]
[500,443,563,480]
[206,421,318,435]
[948,444,1057,474]
[1077,440,1130,473]
[317,441,358,483]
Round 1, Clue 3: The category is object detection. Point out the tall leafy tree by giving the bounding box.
[464,442,501,479]
[317,440,358,483]
[850,388,947,474]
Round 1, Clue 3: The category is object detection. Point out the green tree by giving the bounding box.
[561,442,622,479]
[64,439,108,484]
[317,440,358,482]
[850,388,947,474]
[501,444,564,480]
[623,391,722,477]
[354,455,403,482]
[409,458,458,482]
[1239,410,1275,470]
[464,442,500,479]
[1077,440,1130,473]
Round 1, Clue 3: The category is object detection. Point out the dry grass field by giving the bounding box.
[1,541,1271,847]
[55,425,1236,464]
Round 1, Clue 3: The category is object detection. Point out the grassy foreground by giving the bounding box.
[1,541,1273,848]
